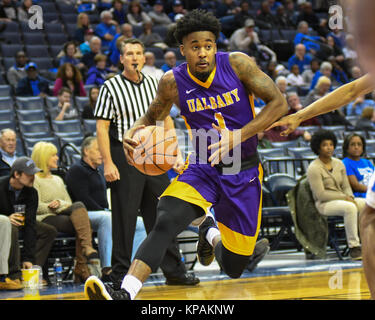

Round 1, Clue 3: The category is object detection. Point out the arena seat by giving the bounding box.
[0,120,16,131]
[16,109,46,122]
[0,84,11,96]
[25,45,51,58]
[51,119,84,138]
[0,44,24,57]
[15,96,45,110]
[0,97,14,111]
[19,119,52,138]
[83,119,97,135]
[0,110,15,122]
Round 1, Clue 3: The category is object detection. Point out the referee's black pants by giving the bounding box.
[109,138,187,281]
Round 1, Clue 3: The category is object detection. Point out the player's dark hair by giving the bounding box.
[342,133,366,158]
[310,129,337,155]
[174,9,221,44]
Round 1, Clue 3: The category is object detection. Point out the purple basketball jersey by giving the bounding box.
[173,51,258,163]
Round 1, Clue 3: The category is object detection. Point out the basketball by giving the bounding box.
[129,125,178,176]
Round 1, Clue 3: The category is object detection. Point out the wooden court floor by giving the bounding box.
[3,267,370,300]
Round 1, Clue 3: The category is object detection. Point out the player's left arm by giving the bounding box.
[208,52,288,165]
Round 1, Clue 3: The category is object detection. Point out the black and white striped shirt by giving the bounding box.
[94,73,159,142]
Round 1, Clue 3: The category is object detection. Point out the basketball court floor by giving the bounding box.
[0,249,370,300]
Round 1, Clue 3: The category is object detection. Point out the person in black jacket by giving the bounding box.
[15,62,51,97]
[0,157,57,286]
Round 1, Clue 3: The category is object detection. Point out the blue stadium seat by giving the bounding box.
[56,2,77,14]
[0,110,15,122]
[83,119,96,134]
[0,85,11,96]
[46,33,68,46]
[153,25,167,39]
[75,96,89,112]
[50,45,63,58]
[19,120,52,138]
[3,21,19,33]
[43,12,59,23]
[39,2,58,14]
[0,44,24,57]
[0,120,16,131]
[16,109,46,122]
[60,136,84,147]
[45,96,59,109]
[25,45,51,58]
[60,13,78,24]
[145,47,164,59]
[0,97,14,111]
[23,33,47,45]
[1,32,22,44]
[44,23,65,35]
[32,57,55,71]
[16,137,26,156]
[366,140,375,154]
[15,96,45,110]
[51,119,83,138]
[24,136,61,152]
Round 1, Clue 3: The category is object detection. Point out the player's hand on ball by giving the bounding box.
[266,113,301,136]
[173,150,185,174]
[208,123,241,166]
[123,125,146,165]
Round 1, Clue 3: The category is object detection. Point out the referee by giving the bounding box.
[94,38,199,287]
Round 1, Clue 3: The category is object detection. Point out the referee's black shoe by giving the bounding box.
[165,272,200,286]
[197,216,217,266]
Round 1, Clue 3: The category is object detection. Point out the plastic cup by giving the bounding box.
[13,204,26,226]
[22,268,40,289]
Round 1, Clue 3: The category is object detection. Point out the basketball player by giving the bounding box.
[85,9,288,300]
[268,0,375,299]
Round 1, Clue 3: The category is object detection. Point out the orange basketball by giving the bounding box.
[129,125,178,176]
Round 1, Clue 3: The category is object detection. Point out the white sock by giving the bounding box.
[121,275,143,300]
[206,227,220,247]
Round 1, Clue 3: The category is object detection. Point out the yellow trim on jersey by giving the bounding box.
[160,180,212,214]
[219,163,264,256]
[187,65,217,89]
[249,94,256,118]
[180,115,193,141]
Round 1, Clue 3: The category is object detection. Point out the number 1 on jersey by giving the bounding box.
[214,112,227,130]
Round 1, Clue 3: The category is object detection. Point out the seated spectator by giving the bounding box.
[138,21,168,50]
[327,56,349,86]
[81,36,103,69]
[85,54,113,86]
[302,59,320,86]
[296,1,324,35]
[216,0,240,19]
[233,0,255,29]
[59,41,85,70]
[6,51,28,90]
[287,64,306,88]
[74,12,91,44]
[267,0,282,14]
[79,28,95,56]
[127,0,152,27]
[355,107,375,132]
[256,0,277,29]
[286,92,320,126]
[0,157,57,288]
[95,10,118,48]
[65,136,112,280]
[274,4,295,29]
[168,0,187,22]
[161,50,177,73]
[294,21,323,56]
[346,94,375,116]
[350,66,362,82]
[52,87,79,121]
[342,34,358,70]
[17,0,32,23]
[82,86,99,120]
[109,23,134,67]
[53,63,86,97]
[309,61,333,90]
[110,0,127,25]
[0,0,17,22]
[342,133,375,198]
[284,0,298,25]
[164,22,179,48]
[15,62,51,97]
[307,130,365,260]
[0,129,17,177]
[316,35,345,66]
[31,142,101,283]
[148,0,172,26]
[142,51,164,81]
[305,75,331,106]
[275,76,288,98]
[288,44,312,73]
[327,27,346,50]
[261,124,311,143]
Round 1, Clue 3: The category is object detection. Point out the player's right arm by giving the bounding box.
[268,73,375,136]
[123,70,177,157]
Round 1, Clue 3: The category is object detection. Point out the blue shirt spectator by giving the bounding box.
[288,44,312,73]
[16,62,51,97]
[346,96,375,116]
[95,11,118,48]
[343,157,374,198]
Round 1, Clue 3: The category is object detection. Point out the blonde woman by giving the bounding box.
[31,142,101,283]
[74,12,91,44]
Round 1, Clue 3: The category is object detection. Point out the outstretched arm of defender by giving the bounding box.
[268,73,375,136]
[123,71,178,160]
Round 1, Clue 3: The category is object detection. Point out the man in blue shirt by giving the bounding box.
[288,43,312,73]
[95,10,118,49]
[15,62,51,97]
[161,51,177,73]
[294,21,322,55]
[346,95,375,116]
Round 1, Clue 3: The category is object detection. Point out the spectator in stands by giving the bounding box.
[302,59,320,86]
[0,213,13,290]
[168,0,187,22]
[266,60,278,81]
[59,41,85,70]
[74,12,92,44]
[6,51,28,90]
[284,0,298,25]
[142,51,164,81]
[31,142,101,283]
[256,0,277,29]
[316,35,345,66]
[286,64,305,88]
[305,75,331,106]
[342,133,374,199]
[232,0,255,29]
[261,124,311,143]
[327,27,346,50]
[216,0,240,18]
[0,129,17,177]
[17,0,32,23]
[85,54,113,86]
[309,61,333,90]
[82,86,99,120]
[148,0,172,26]
[350,66,362,82]
[138,21,168,50]
[0,157,58,288]
[327,55,349,87]
[15,62,51,97]
[161,50,177,73]
[127,0,151,26]
[307,129,365,260]
[79,28,95,55]
[294,21,323,56]
[346,94,375,116]
[53,63,86,97]
[95,10,118,48]
[296,2,322,35]
[274,4,295,29]
[0,0,17,22]
[81,36,103,69]
[355,107,375,132]
[109,23,134,67]
[267,0,282,13]
[288,43,312,73]
[110,0,127,25]
[286,92,320,126]
[275,76,288,98]
[65,136,112,280]
[164,22,179,48]
[342,34,358,69]
[53,87,79,121]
